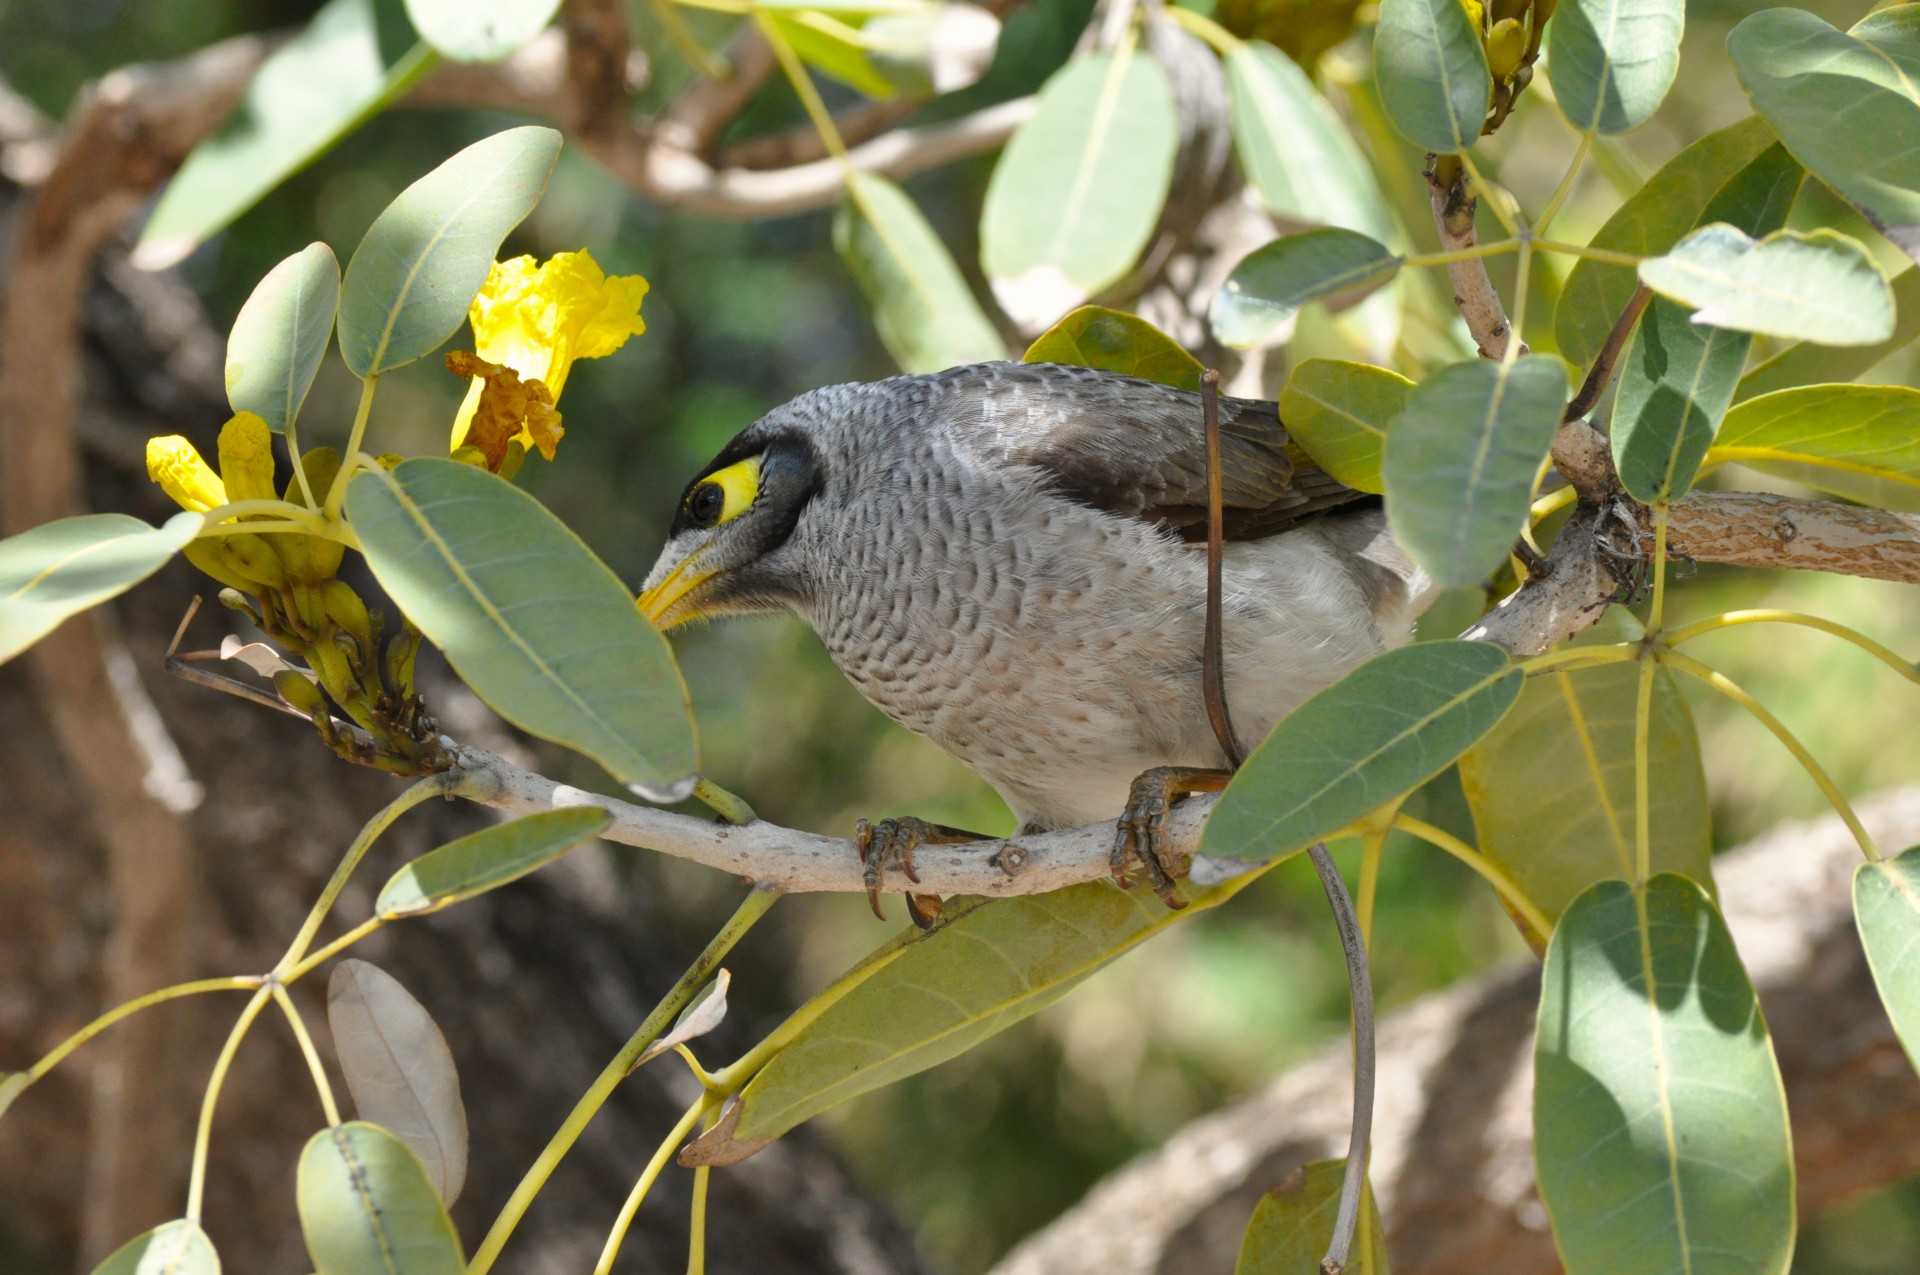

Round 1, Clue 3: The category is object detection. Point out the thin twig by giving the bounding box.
[1308,842,1374,1275]
[1565,282,1651,422]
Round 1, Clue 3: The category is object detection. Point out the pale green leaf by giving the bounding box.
[403,0,562,62]
[836,173,1007,374]
[1737,265,1920,403]
[1201,641,1522,862]
[1638,225,1893,346]
[345,459,697,801]
[1458,610,1712,948]
[1276,358,1407,494]
[1210,229,1402,350]
[298,1122,464,1274]
[767,8,900,98]
[1023,305,1203,390]
[1383,354,1568,589]
[1547,0,1684,135]
[1535,875,1795,1275]
[1226,42,1391,241]
[981,50,1179,331]
[226,243,340,434]
[136,0,432,268]
[337,126,561,377]
[1235,1159,1388,1275]
[1373,0,1491,154]
[1709,384,1920,513]
[91,1220,219,1275]
[1854,846,1920,1076]
[376,807,613,916]
[1556,116,1778,369]
[1,512,203,665]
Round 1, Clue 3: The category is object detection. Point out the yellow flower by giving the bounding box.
[450,249,649,456]
[218,411,278,505]
[147,435,227,513]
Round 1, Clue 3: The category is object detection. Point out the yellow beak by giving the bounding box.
[638,552,715,630]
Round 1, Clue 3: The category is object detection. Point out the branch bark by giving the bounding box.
[987,788,1920,1275]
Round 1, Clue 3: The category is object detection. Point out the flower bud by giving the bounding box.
[1487,18,1527,79]
[217,534,288,589]
[184,541,259,594]
[217,412,278,505]
[273,669,329,718]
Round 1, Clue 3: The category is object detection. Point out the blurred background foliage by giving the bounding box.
[4,0,1919,1269]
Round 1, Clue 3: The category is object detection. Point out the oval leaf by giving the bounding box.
[1383,353,1569,589]
[90,1219,218,1275]
[1211,228,1402,351]
[1023,305,1203,390]
[1,512,203,665]
[227,243,340,434]
[1638,225,1892,346]
[1731,7,1920,264]
[327,960,469,1205]
[1555,115,1779,369]
[346,459,697,801]
[836,173,1007,374]
[1276,358,1405,494]
[683,873,1268,1164]
[1458,609,1713,948]
[1854,846,1920,1076]
[1202,641,1523,862]
[337,126,562,377]
[1547,0,1684,136]
[1737,264,1920,403]
[404,0,562,62]
[298,1121,465,1274]
[1226,41,1391,241]
[1235,1159,1388,1275]
[1534,875,1795,1275]
[377,806,613,917]
[981,50,1179,332]
[136,0,432,269]
[1709,384,1920,512]
[1373,0,1490,154]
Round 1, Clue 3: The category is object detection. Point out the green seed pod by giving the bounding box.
[273,669,328,718]
[185,541,260,594]
[320,580,375,651]
[217,533,288,588]
[1491,0,1529,24]
[1487,17,1527,79]
[384,625,422,700]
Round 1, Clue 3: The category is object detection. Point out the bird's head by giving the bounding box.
[638,428,824,631]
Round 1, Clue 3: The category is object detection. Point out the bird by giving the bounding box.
[638,361,1435,923]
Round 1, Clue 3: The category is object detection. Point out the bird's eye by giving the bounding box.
[685,455,762,529]
[688,483,725,527]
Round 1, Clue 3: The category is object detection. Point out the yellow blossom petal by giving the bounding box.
[146,435,227,513]
[217,411,278,505]
[446,351,565,470]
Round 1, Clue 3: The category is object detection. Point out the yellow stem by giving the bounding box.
[186,986,273,1222]
[1536,239,1642,267]
[282,916,386,984]
[1665,610,1920,685]
[757,13,852,167]
[1357,824,1387,950]
[1504,238,1534,368]
[1392,815,1553,941]
[687,1162,712,1274]
[1516,643,1639,676]
[1530,484,1578,523]
[1458,151,1522,238]
[324,375,378,519]
[1648,502,1671,633]
[592,1095,712,1275]
[1534,133,1594,236]
[693,778,757,825]
[1633,655,1655,885]
[22,977,260,1086]
[1163,4,1241,53]
[649,0,731,78]
[271,984,341,1127]
[1403,240,1520,269]
[286,417,318,509]
[204,498,331,533]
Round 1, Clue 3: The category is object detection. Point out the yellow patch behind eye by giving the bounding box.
[706,455,761,525]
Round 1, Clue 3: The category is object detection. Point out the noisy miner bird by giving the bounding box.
[639,362,1435,923]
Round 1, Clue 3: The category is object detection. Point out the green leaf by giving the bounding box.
[90,1220,219,1275]
[1226,42,1391,242]
[1383,354,1569,589]
[1022,305,1203,390]
[1737,264,1920,403]
[1547,0,1684,136]
[1276,358,1407,494]
[1710,384,1920,512]
[327,960,468,1204]
[683,874,1268,1164]
[1854,847,1920,1076]
[1555,115,1779,370]
[835,173,1007,374]
[981,50,1179,331]
[1210,229,1402,351]
[1,512,203,665]
[766,8,901,99]
[346,459,697,801]
[136,0,432,268]
[1458,610,1712,948]
[1534,875,1795,1275]
[1202,641,1523,862]
[1373,0,1491,154]
[1235,1159,1388,1275]
[1730,7,1920,264]
[403,0,562,62]
[1638,225,1893,346]
[377,807,613,916]
[226,243,340,434]
[297,1121,465,1274]
[1611,142,1803,504]
[337,126,562,378]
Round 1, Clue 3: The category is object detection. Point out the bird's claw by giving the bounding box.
[1110,766,1233,910]
[855,816,952,929]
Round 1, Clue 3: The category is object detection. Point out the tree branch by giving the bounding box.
[1426,155,1523,361]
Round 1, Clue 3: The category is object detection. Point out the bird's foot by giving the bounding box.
[1110,767,1233,909]
[854,816,982,929]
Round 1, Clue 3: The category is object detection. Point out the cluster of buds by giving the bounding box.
[148,414,439,772]
[1463,0,1554,133]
